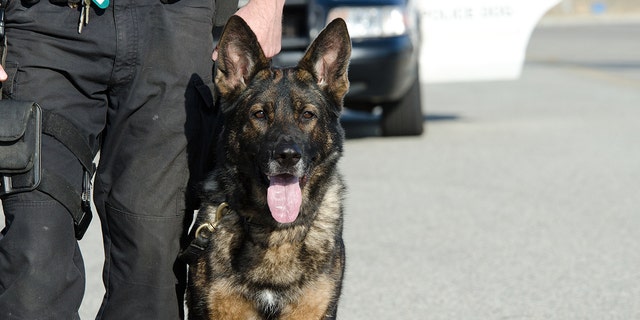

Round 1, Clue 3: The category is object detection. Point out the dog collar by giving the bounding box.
[194,202,230,239]
[179,202,230,265]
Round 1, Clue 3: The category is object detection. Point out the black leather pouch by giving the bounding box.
[0,100,42,196]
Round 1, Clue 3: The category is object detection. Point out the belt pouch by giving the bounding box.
[0,100,42,196]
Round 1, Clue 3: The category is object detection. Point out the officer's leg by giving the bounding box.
[0,1,113,318]
[0,138,85,320]
[93,1,216,319]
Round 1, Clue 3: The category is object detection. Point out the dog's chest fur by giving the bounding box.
[202,173,343,282]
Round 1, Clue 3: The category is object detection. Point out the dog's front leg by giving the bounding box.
[208,291,261,320]
[279,276,337,320]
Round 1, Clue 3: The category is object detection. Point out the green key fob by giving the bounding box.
[92,0,109,9]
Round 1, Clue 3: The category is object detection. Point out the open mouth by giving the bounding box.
[266,174,304,224]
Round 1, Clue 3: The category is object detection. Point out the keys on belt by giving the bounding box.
[75,0,110,34]
[77,0,89,33]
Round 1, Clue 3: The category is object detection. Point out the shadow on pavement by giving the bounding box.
[341,111,459,139]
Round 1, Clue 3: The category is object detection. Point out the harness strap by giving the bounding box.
[37,110,96,239]
[38,170,81,218]
[42,110,95,174]
[179,225,214,265]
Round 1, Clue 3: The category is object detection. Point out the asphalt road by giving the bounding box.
[2,19,639,320]
[338,21,640,319]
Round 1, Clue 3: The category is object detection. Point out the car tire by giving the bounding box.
[380,76,424,136]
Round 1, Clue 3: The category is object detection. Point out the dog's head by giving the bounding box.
[213,16,350,225]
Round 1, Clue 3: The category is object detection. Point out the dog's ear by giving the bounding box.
[215,15,271,101]
[298,18,351,108]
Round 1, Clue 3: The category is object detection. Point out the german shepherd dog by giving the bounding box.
[186,15,351,320]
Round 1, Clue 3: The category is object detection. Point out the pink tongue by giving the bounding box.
[267,175,302,223]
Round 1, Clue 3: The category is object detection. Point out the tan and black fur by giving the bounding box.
[186,16,351,320]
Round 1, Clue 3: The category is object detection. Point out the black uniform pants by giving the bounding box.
[0,0,217,319]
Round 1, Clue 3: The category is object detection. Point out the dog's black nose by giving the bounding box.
[275,143,302,167]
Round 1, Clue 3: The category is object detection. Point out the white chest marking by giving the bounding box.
[258,289,278,311]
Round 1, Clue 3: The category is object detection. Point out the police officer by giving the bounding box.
[0,0,284,318]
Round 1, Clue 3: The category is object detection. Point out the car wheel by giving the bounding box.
[380,76,424,136]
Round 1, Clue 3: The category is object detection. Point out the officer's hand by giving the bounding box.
[212,0,284,61]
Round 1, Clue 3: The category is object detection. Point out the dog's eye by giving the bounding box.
[302,111,316,120]
[253,110,266,119]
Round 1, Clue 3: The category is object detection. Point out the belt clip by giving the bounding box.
[81,168,93,206]
[75,168,94,240]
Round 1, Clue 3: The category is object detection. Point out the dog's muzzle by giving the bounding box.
[265,139,306,224]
